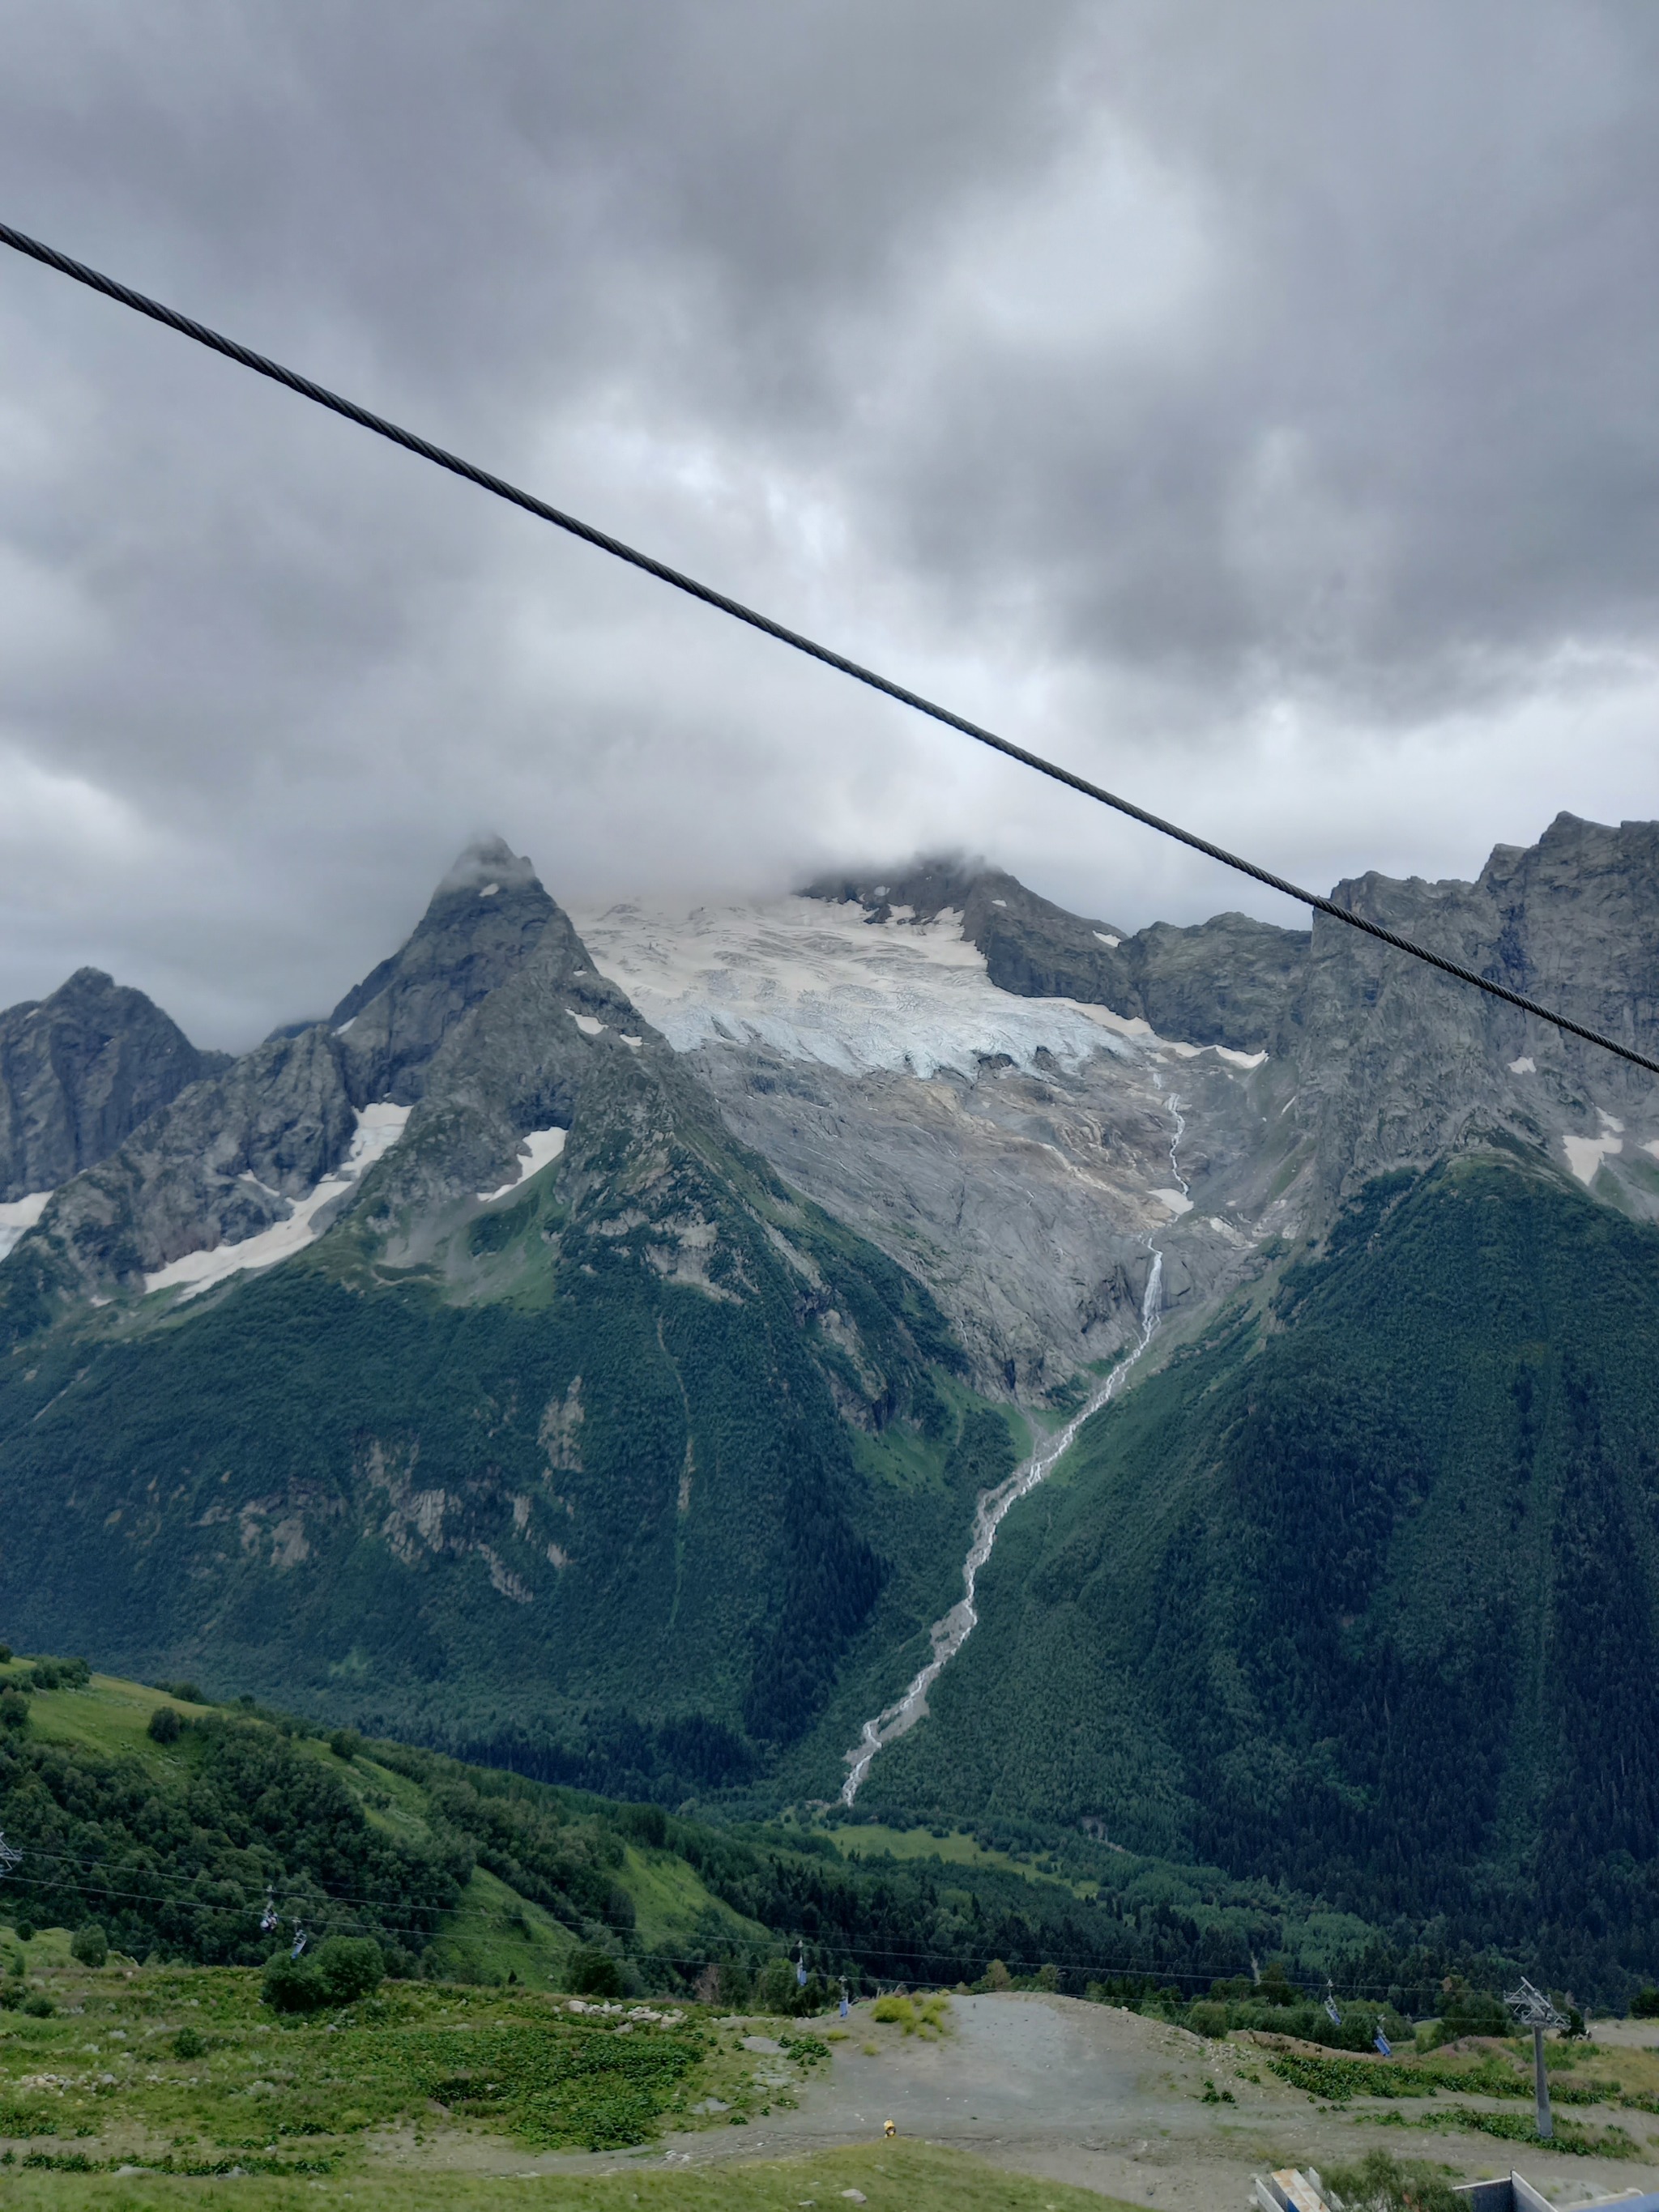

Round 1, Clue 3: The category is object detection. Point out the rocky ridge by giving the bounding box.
[0,840,964,1764]
[0,966,228,1211]
[818,816,1659,1225]
[6,814,1656,1398]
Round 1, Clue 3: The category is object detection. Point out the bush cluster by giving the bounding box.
[70,1924,108,1968]
[262,1936,385,2014]
[0,1714,465,1967]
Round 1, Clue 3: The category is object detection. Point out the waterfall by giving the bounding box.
[838,1100,1183,1805]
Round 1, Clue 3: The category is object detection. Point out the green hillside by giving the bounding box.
[0,1052,997,1796]
[858,1148,1659,1999]
[0,848,1029,1799]
[0,1658,767,1992]
[0,1652,1448,2009]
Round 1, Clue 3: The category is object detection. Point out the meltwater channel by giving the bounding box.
[838,1094,1188,1804]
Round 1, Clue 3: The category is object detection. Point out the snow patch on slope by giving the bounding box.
[0,1191,52,1261]
[479,1127,568,1204]
[571,895,1231,1081]
[1563,1130,1622,1185]
[144,1103,410,1301]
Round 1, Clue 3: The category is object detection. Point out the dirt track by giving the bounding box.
[374,1993,1659,2207]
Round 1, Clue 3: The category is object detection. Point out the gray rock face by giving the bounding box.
[689,1036,1290,1393]
[804,859,1307,1052]
[0,967,227,1203]
[570,889,1310,1397]
[1294,811,1659,1205]
[331,835,557,1105]
[40,1025,360,1286]
[810,820,1659,1223]
[14,812,1659,1384]
[29,837,567,1293]
[358,897,672,1240]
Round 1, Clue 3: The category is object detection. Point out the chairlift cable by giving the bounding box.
[0,218,1654,1079]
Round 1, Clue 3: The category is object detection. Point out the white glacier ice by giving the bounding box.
[1563,1130,1622,1185]
[569,895,1245,1082]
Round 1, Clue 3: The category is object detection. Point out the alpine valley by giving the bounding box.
[5,814,1659,1997]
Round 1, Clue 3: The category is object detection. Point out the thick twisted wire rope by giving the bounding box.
[2,216,1653,1076]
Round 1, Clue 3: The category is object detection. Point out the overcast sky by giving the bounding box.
[2,1,1657,1046]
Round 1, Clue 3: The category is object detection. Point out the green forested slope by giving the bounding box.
[0,1655,1421,2002]
[0,846,1022,1796]
[860,1149,1659,1996]
[0,1053,992,1793]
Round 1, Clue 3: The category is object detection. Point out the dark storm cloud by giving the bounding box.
[864,2,1659,702]
[0,1,1656,1043]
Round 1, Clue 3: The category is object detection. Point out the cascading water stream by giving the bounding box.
[839,1097,1185,1805]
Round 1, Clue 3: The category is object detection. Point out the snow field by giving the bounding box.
[144,1102,411,1302]
[570,894,1257,1083]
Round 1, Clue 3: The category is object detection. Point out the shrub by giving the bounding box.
[1631,1988,1659,2020]
[871,1994,949,2037]
[70,1924,108,1968]
[753,1957,801,2014]
[0,1689,28,1733]
[14,1922,34,1945]
[314,1936,384,2006]
[262,1936,383,2014]
[566,1946,625,1999]
[262,1952,324,2012]
[1322,2150,1461,2211]
[153,1681,203,1704]
[1424,1981,1510,2045]
[0,1643,11,1662]
[22,1993,54,2018]
[173,2027,205,2060]
[147,1706,182,1745]
[329,1728,362,1762]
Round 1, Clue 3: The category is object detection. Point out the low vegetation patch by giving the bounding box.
[1272,2048,1635,2113]
[869,1993,950,2037]
[0,1958,743,2156]
[0,2137,1132,2212]
[1357,2105,1644,2159]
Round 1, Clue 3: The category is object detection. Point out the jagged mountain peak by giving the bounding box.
[0,966,224,1206]
[326,840,557,1087]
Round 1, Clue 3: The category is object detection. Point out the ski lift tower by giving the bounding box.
[1506,1977,1567,2140]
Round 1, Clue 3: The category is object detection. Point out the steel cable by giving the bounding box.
[0,217,1654,1077]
